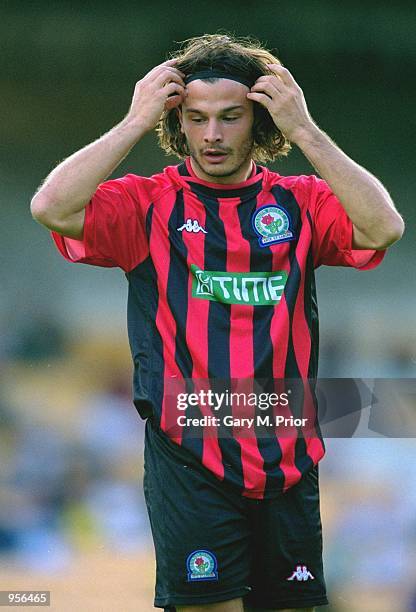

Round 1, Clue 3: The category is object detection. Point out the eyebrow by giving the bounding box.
[185,105,245,114]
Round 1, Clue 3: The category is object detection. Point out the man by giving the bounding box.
[31,34,403,612]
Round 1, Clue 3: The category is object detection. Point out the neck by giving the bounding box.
[189,156,254,184]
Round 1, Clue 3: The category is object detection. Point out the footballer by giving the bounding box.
[31,34,404,612]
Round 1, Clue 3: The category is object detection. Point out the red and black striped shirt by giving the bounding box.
[52,158,385,499]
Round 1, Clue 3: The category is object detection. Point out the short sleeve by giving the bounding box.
[310,175,386,270]
[51,174,150,272]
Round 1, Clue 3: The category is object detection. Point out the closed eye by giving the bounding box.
[187,115,240,123]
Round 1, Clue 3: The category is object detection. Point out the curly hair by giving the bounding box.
[156,34,291,163]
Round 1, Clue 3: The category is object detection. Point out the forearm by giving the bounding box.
[31,117,146,223]
[294,123,404,248]
[248,65,404,249]
[31,60,185,238]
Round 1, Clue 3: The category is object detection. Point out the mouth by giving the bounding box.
[202,150,229,164]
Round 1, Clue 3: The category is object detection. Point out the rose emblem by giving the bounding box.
[195,556,208,572]
[261,213,274,226]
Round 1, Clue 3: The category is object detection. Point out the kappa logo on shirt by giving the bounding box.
[177,218,207,234]
[287,565,315,581]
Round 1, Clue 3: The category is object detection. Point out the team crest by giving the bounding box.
[186,549,218,581]
[252,204,294,247]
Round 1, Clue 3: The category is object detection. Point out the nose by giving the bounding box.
[203,119,223,143]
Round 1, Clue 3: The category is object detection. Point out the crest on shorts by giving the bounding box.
[186,549,218,581]
[252,204,294,247]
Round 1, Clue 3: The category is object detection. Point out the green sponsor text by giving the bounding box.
[191,264,288,306]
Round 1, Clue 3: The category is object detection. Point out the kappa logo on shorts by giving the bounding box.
[252,204,295,247]
[287,564,315,581]
[186,549,218,581]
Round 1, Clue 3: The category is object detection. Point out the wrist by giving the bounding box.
[117,115,150,142]
[290,121,322,149]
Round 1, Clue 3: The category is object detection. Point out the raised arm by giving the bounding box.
[247,65,404,249]
[30,59,185,239]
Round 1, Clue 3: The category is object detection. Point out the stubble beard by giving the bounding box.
[188,137,254,180]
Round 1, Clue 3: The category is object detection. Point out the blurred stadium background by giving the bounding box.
[1,2,415,610]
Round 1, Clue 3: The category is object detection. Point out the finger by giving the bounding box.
[160,65,186,78]
[162,58,181,68]
[255,75,284,90]
[164,83,186,110]
[151,67,186,83]
[266,64,296,86]
[161,69,186,86]
[163,82,186,98]
[163,66,187,79]
[250,81,280,99]
[165,93,184,110]
[154,70,186,88]
[152,61,186,77]
[246,91,272,109]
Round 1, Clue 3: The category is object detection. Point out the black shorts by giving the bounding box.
[143,419,328,610]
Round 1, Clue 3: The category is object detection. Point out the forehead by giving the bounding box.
[182,79,251,113]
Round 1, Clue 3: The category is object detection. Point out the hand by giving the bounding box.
[125,59,186,133]
[247,64,315,144]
